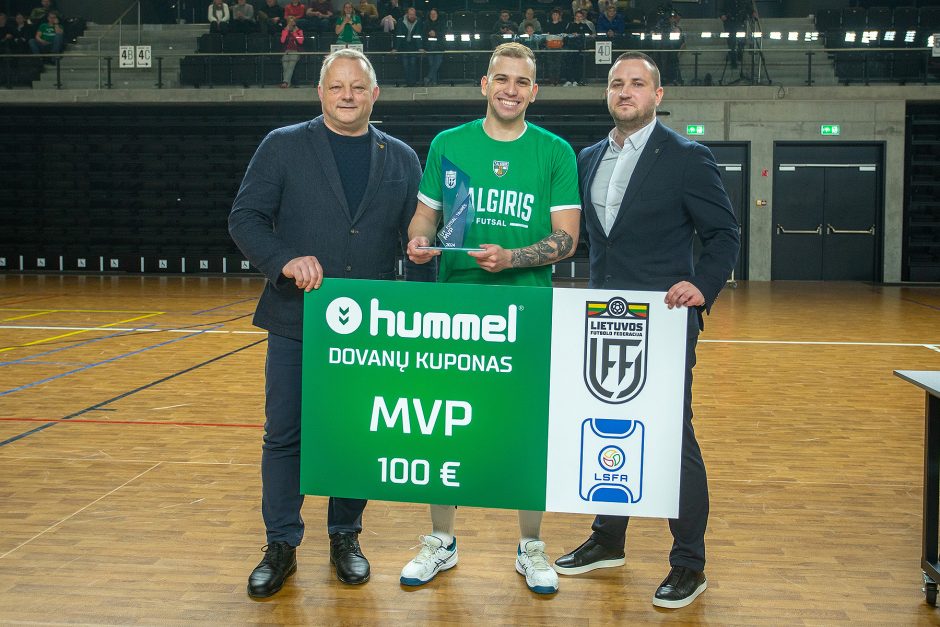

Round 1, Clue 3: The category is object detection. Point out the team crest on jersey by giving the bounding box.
[444,170,457,189]
[583,297,649,404]
[492,160,509,177]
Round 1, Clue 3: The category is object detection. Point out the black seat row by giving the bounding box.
[816,6,940,30]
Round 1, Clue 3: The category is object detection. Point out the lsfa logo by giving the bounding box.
[579,418,644,504]
[583,297,649,404]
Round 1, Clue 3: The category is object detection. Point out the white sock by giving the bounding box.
[430,504,456,547]
[518,509,544,547]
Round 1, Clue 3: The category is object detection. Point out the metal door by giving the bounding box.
[702,142,749,280]
[772,143,882,281]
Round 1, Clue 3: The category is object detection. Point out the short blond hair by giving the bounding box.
[319,47,378,90]
[487,42,537,81]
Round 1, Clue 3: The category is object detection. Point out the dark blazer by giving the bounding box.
[579,120,739,334]
[229,115,434,340]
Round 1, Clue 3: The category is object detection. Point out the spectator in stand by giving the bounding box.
[520,23,543,49]
[0,13,14,54]
[257,0,284,35]
[379,0,401,33]
[423,7,445,86]
[304,0,333,33]
[394,6,423,86]
[357,0,379,33]
[571,0,593,21]
[597,4,624,37]
[282,0,307,32]
[543,8,566,84]
[335,2,362,43]
[29,9,63,60]
[208,0,231,34]
[29,0,54,25]
[490,9,517,48]
[10,13,31,53]
[596,0,617,18]
[562,9,592,85]
[519,8,541,34]
[545,7,565,34]
[232,0,257,32]
[279,14,304,87]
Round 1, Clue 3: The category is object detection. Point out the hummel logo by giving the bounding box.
[326,297,362,334]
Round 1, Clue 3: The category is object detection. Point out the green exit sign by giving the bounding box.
[821,124,841,136]
[686,124,705,136]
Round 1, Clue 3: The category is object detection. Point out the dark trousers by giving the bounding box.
[401,53,419,86]
[262,333,367,546]
[590,334,708,571]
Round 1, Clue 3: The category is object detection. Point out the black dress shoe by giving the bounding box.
[329,532,370,584]
[247,541,297,599]
[652,565,707,608]
[553,537,625,575]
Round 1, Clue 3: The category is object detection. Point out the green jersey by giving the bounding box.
[417,119,580,287]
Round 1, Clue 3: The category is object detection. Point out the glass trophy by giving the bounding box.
[418,157,484,252]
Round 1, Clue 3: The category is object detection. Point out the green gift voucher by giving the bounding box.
[301,278,688,517]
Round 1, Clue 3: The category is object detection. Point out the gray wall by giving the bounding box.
[649,86,912,281]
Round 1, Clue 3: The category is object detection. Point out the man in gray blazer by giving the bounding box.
[553,52,739,609]
[229,48,434,599]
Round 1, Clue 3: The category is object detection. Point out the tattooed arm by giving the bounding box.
[468,208,580,273]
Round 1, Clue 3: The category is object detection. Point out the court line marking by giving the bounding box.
[0,325,937,345]
[0,325,222,398]
[0,417,262,429]
[1,311,54,322]
[0,338,266,447]
[0,308,166,314]
[0,324,158,367]
[0,324,265,335]
[0,462,161,560]
[699,339,940,348]
[191,298,256,315]
[0,314,164,355]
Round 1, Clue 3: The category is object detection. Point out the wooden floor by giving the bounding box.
[0,274,938,625]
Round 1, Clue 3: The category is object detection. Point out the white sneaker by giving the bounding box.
[400,535,458,586]
[516,540,558,594]
[563,81,573,87]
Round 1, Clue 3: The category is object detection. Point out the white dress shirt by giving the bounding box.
[590,118,657,235]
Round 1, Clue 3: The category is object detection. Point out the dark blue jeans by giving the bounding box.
[590,334,708,571]
[262,333,367,546]
[401,53,419,86]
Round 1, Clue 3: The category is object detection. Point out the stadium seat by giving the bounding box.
[841,7,867,30]
[920,7,940,29]
[450,10,475,32]
[222,33,247,53]
[867,7,892,29]
[247,33,271,53]
[198,33,222,53]
[892,7,919,31]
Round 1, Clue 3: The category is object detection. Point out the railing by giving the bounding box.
[0,45,936,90]
[95,1,142,88]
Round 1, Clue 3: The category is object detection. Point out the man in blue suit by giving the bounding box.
[553,51,739,609]
[229,48,434,599]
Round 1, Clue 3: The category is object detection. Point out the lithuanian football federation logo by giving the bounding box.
[492,160,509,177]
[583,297,649,404]
[444,169,457,189]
